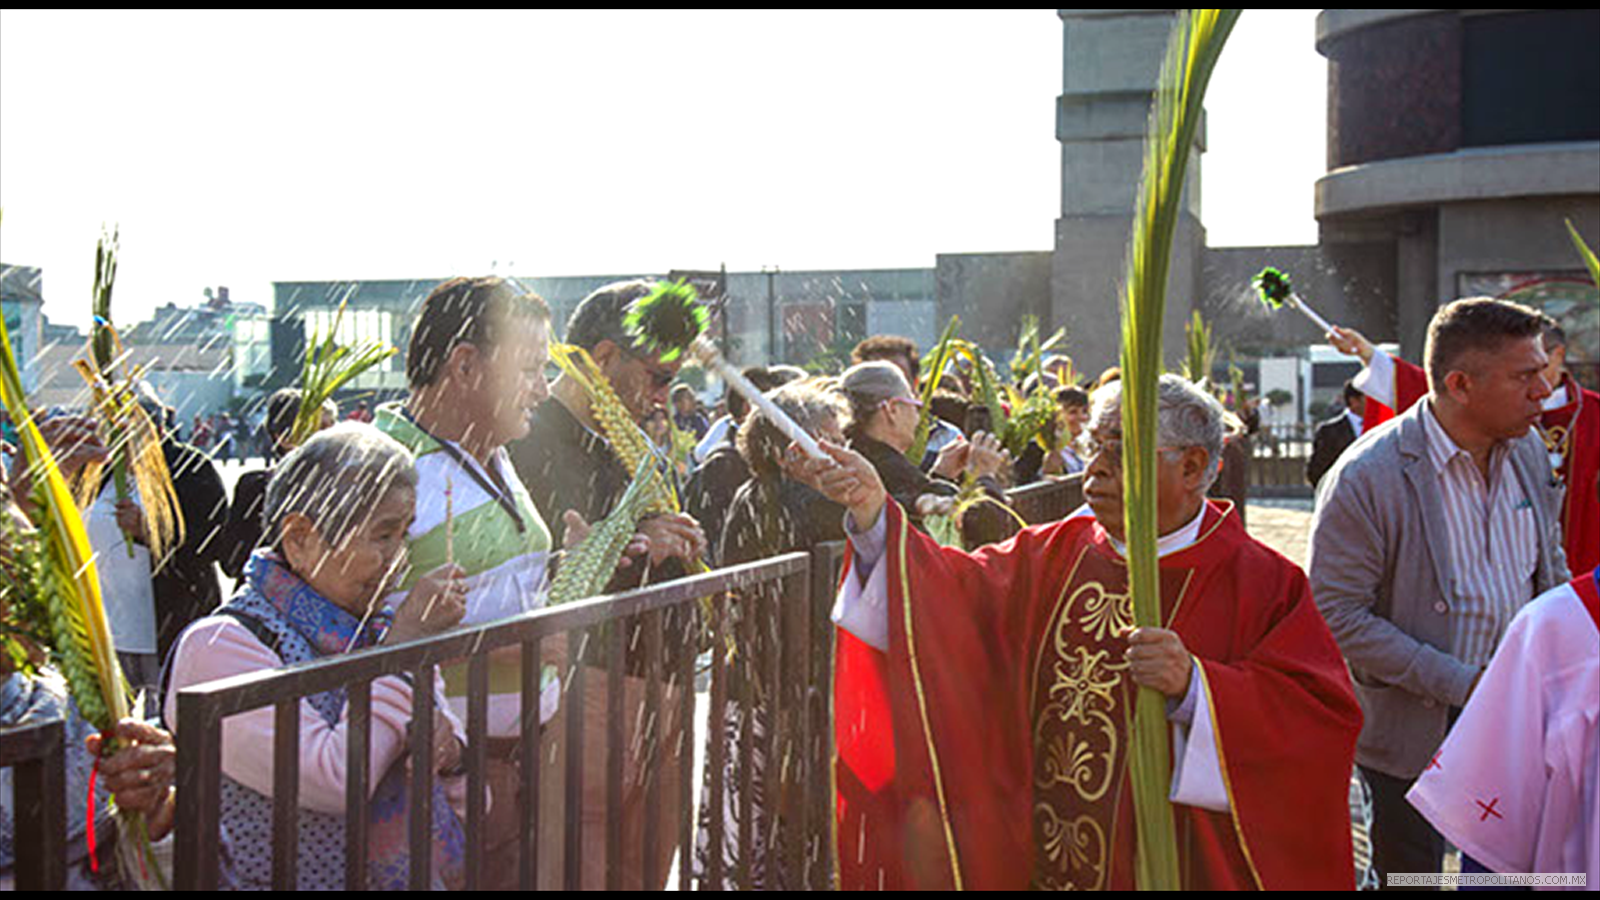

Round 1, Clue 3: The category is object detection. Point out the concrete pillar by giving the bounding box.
[1051,9,1207,380]
[1395,209,1439,364]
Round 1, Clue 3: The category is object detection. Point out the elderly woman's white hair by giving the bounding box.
[264,422,418,548]
[1086,374,1243,491]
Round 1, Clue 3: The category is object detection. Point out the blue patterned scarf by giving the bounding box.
[230,552,465,890]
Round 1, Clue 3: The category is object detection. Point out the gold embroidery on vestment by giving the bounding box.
[1032,577,1135,889]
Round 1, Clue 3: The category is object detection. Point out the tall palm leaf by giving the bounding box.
[1181,309,1216,387]
[907,316,964,463]
[1567,218,1600,290]
[1117,8,1240,891]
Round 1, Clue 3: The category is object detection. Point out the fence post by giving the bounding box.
[2,719,66,891]
[174,693,224,890]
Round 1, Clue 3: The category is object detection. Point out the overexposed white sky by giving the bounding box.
[1,9,1324,331]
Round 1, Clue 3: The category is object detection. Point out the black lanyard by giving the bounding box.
[399,409,526,534]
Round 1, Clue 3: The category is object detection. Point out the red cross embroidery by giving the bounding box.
[1476,798,1503,822]
[1427,752,1442,772]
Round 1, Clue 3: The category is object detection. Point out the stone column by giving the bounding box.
[1051,9,1207,380]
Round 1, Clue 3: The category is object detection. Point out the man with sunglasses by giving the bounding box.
[511,279,706,565]
[808,373,1361,891]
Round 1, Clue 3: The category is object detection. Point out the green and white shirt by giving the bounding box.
[376,403,555,734]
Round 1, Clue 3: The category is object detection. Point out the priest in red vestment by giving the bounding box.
[805,374,1362,891]
[1331,318,1598,575]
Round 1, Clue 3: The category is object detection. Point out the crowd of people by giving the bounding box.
[1,276,1593,891]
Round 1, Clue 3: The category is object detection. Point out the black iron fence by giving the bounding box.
[1006,474,1084,525]
[0,718,67,890]
[173,544,848,891]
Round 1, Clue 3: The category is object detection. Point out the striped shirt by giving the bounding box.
[376,404,555,736]
[1418,402,1540,668]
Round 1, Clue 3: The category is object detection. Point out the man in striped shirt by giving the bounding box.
[1310,297,1571,887]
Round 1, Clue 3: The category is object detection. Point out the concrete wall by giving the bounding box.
[1200,242,1396,354]
[1053,9,1208,381]
[866,300,938,352]
[1052,213,1206,380]
[1437,196,1600,302]
[935,251,1052,355]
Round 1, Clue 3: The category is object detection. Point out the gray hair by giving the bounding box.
[264,422,418,548]
[738,377,849,479]
[840,360,913,440]
[1087,374,1241,492]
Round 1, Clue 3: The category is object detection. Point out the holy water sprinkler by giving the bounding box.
[1253,267,1335,335]
[625,280,828,461]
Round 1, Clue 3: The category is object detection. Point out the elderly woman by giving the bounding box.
[164,424,470,890]
[839,360,1009,533]
[717,378,851,566]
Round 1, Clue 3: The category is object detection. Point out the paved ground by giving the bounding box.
[1244,497,1315,569]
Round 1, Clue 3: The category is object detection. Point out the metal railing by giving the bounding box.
[0,718,67,890]
[173,545,847,891]
[1006,474,1084,526]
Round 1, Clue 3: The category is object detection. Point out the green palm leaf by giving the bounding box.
[907,316,964,463]
[1567,219,1600,291]
[1118,9,1241,891]
[291,292,397,445]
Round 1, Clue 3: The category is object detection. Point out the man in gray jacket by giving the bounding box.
[1310,297,1569,887]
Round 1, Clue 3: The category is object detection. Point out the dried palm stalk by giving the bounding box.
[73,228,185,565]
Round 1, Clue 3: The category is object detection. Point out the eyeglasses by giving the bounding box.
[883,396,923,412]
[1075,433,1188,470]
[621,347,678,389]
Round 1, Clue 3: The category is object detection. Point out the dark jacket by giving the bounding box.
[513,397,632,551]
[850,434,1008,542]
[221,466,271,579]
[510,396,687,591]
[718,477,845,567]
[1306,412,1358,488]
[684,440,748,567]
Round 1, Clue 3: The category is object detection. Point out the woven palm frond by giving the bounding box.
[3,310,167,886]
[2,314,130,730]
[546,456,657,606]
[548,342,680,515]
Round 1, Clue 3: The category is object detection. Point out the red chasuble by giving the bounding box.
[1363,355,1599,574]
[834,499,1362,891]
[1359,353,1429,433]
